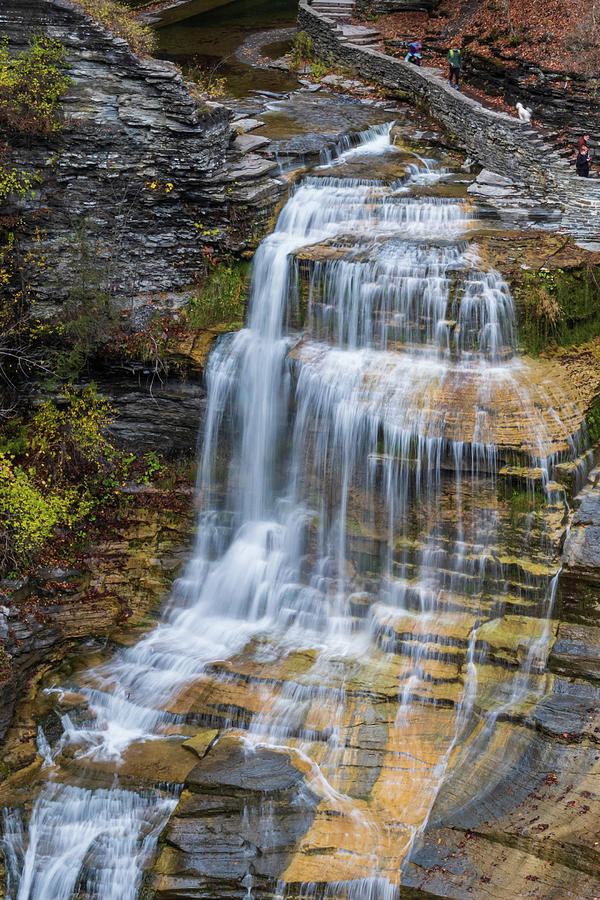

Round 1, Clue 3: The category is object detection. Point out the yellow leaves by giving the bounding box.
[30,385,115,464]
[0,389,119,569]
[70,0,155,56]
[146,180,175,193]
[0,36,70,136]
[0,451,92,556]
[0,167,41,203]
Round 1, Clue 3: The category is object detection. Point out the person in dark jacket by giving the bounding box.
[447,48,461,88]
[576,144,591,177]
[578,134,591,153]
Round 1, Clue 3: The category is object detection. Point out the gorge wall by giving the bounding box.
[0,0,285,310]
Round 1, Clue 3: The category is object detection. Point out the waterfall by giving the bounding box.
[2,125,582,899]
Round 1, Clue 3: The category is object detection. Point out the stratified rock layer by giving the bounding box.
[0,0,285,306]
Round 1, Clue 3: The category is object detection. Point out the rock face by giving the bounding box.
[152,735,321,899]
[464,50,600,146]
[0,0,285,306]
[96,371,208,455]
[559,474,600,625]
[0,491,193,753]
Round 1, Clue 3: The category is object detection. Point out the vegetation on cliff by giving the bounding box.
[0,35,70,136]
[0,31,243,580]
[70,0,155,55]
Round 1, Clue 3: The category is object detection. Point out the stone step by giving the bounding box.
[232,133,270,153]
[385,563,547,601]
[339,24,380,36]
[343,36,381,46]
[317,10,354,18]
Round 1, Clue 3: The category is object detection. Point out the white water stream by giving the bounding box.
[2,124,581,899]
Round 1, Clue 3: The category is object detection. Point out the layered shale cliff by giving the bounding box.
[0,0,285,310]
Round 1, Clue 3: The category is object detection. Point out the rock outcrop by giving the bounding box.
[0,0,285,309]
[560,473,600,626]
[0,488,193,754]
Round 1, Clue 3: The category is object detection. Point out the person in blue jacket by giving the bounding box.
[405,41,422,66]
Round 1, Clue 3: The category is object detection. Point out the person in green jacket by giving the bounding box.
[447,48,461,89]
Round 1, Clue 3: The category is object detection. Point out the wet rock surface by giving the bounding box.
[560,470,600,626]
[152,735,320,899]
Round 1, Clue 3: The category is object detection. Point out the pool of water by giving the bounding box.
[156,0,299,97]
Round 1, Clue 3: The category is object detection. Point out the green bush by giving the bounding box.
[0,36,70,136]
[187,263,247,329]
[290,32,315,70]
[72,0,156,56]
[0,452,94,568]
[30,385,115,479]
[0,385,117,571]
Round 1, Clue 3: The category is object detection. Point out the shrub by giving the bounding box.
[0,451,94,568]
[0,385,115,570]
[0,166,40,204]
[30,385,115,481]
[311,61,329,80]
[290,32,315,70]
[71,0,156,56]
[188,58,227,100]
[0,36,70,136]
[187,263,247,329]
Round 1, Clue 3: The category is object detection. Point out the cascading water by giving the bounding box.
[2,125,584,899]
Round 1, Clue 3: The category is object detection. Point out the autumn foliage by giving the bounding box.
[371,0,600,75]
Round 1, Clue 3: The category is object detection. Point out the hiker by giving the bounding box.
[576,143,591,177]
[405,41,422,66]
[447,48,461,89]
[578,134,591,153]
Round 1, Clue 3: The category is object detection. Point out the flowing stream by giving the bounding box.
[2,125,585,898]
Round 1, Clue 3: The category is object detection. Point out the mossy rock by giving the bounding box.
[473,229,600,356]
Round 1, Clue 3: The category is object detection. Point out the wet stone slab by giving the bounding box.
[152,734,321,898]
[549,623,600,682]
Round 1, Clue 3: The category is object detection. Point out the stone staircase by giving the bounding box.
[310,0,382,46]
[532,127,600,239]
[338,23,382,47]
[310,0,355,19]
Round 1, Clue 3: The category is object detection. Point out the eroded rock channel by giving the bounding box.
[2,93,600,900]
